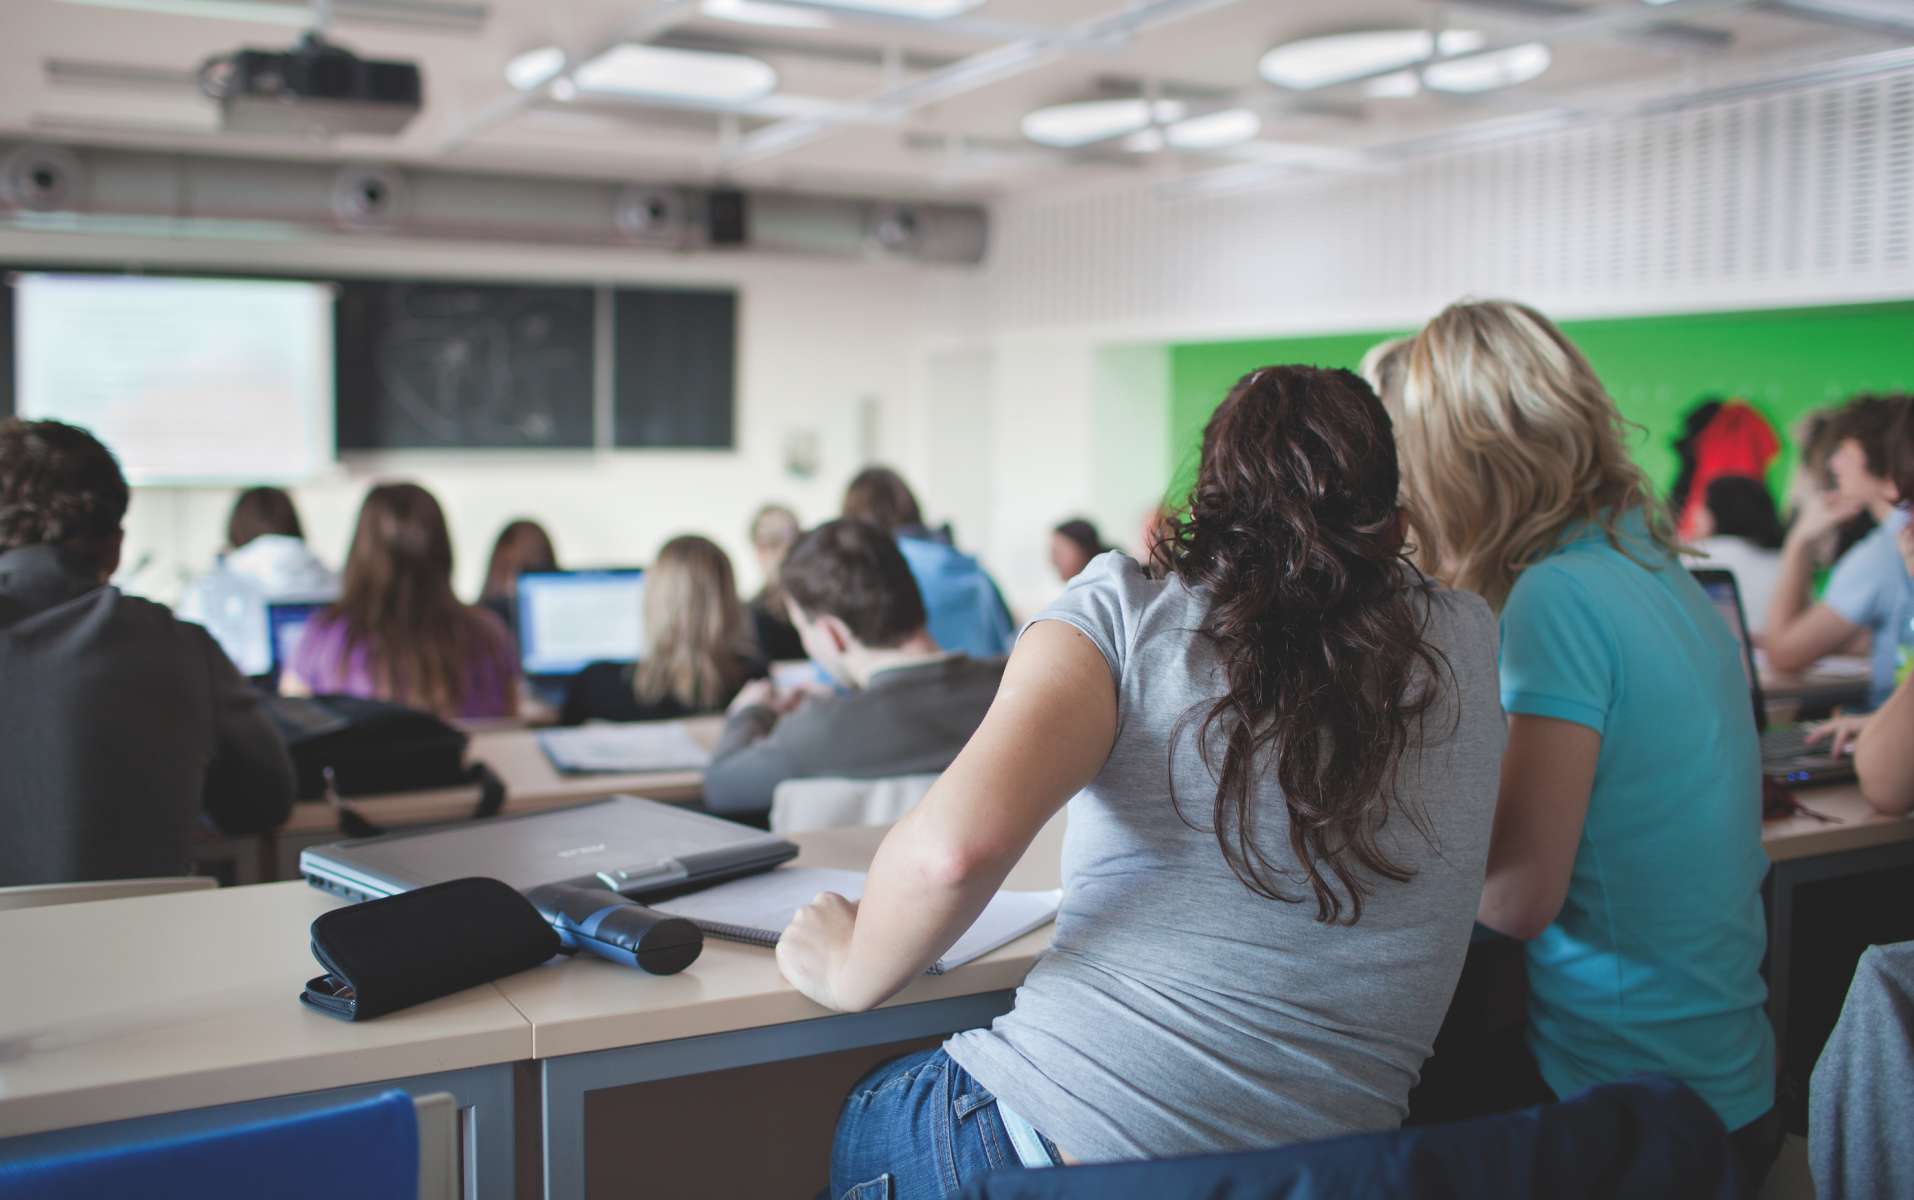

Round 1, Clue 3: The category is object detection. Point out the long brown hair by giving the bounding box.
[1166,366,1449,925]
[481,519,557,602]
[634,535,755,710]
[332,482,480,716]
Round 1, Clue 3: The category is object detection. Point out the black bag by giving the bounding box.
[266,695,505,834]
[301,877,560,1021]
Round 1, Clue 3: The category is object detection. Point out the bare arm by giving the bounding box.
[1476,715,1601,941]
[1764,492,1867,670]
[776,621,1116,1012]
[1854,675,1914,816]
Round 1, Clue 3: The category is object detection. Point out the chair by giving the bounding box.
[0,876,216,912]
[1809,940,1914,1199]
[770,774,940,834]
[0,1089,454,1200]
[959,1076,1742,1200]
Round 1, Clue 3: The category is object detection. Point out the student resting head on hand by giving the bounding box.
[776,366,1507,1194]
[1395,298,1780,1187]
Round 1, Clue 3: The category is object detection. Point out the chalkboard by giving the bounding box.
[613,287,736,449]
[336,280,596,450]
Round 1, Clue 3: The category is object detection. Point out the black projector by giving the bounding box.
[201,34,422,138]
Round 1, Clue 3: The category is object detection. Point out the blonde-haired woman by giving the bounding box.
[1397,300,1778,1189]
[560,535,766,725]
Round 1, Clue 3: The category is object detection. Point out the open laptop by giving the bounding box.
[265,599,329,690]
[300,794,799,902]
[516,568,646,704]
[1692,568,1856,787]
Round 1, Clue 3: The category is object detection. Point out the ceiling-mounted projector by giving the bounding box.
[199,33,422,138]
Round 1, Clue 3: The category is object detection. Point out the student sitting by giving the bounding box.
[774,368,1505,1191]
[1394,300,1778,1187]
[0,419,294,886]
[1810,406,1914,815]
[746,502,806,662]
[176,485,338,676]
[1764,393,1913,708]
[561,535,767,725]
[1048,518,1106,583]
[285,482,520,720]
[843,466,1014,658]
[477,518,557,635]
[1685,476,1786,630]
[702,519,1006,820]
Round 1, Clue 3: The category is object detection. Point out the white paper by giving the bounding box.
[653,866,1063,971]
[538,721,712,773]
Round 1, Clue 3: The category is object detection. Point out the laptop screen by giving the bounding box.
[517,569,646,677]
[265,600,327,680]
[1691,568,1766,731]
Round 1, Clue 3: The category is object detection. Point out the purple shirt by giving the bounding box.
[289,607,519,719]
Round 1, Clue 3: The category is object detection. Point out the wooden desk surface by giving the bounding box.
[497,815,1067,1061]
[1762,783,1914,863]
[1759,664,1872,707]
[280,716,724,837]
[0,882,534,1139]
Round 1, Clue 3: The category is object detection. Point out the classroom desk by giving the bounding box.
[0,882,528,1197]
[500,815,1066,1200]
[1760,783,1914,1079]
[273,717,725,877]
[1759,663,1871,716]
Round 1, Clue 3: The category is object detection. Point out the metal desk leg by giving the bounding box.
[541,991,1015,1200]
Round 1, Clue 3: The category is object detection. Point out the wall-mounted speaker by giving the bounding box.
[614,185,691,248]
[0,145,84,213]
[330,163,409,230]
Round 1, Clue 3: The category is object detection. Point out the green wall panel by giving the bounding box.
[1165,301,1914,508]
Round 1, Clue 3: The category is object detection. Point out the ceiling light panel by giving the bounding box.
[701,0,834,29]
[1022,98,1188,148]
[790,0,982,16]
[1422,43,1552,93]
[1166,108,1262,150]
[572,44,779,104]
[505,45,566,91]
[1259,29,1484,91]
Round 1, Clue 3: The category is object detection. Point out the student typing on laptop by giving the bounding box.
[700,519,1005,822]
[0,419,295,886]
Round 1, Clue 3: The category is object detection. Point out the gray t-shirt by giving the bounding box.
[944,552,1506,1162]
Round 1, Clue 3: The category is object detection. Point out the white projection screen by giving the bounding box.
[13,272,335,485]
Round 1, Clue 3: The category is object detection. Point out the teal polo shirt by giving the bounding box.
[1499,510,1774,1131]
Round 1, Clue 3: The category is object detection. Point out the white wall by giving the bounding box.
[0,228,952,606]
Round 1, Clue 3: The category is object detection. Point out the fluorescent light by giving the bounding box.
[1166,108,1261,150]
[1022,98,1187,148]
[56,0,307,23]
[1259,28,1484,90]
[573,44,778,103]
[1364,70,1422,99]
[505,45,567,91]
[795,0,981,16]
[701,0,834,29]
[1423,43,1552,93]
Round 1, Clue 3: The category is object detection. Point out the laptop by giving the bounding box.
[300,794,799,902]
[516,569,646,704]
[1692,568,1856,787]
[265,599,329,690]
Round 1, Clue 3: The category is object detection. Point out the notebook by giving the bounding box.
[538,721,713,774]
[651,867,1063,974]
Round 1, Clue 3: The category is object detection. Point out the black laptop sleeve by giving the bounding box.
[301,877,559,1021]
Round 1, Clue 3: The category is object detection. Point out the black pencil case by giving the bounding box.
[301,877,560,1021]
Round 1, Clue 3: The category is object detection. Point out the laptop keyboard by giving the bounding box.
[1761,726,1818,762]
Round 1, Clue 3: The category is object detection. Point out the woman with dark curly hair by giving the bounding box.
[774,367,1506,1194]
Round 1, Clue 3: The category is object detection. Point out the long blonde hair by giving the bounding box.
[1396,299,1677,610]
[634,535,753,710]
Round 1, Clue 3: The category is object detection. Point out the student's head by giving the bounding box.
[335,482,471,714]
[778,518,929,680]
[1049,518,1103,582]
[841,467,923,534]
[1894,400,1914,508]
[226,486,303,550]
[749,503,801,586]
[636,535,752,710]
[1828,394,1912,508]
[1166,365,1445,924]
[1396,298,1674,610]
[1358,336,1411,416]
[1696,476,1784,549]
[0,418,128,581]
[481,519,557,602]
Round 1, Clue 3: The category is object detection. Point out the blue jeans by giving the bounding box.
[830,1049,1059,1200]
